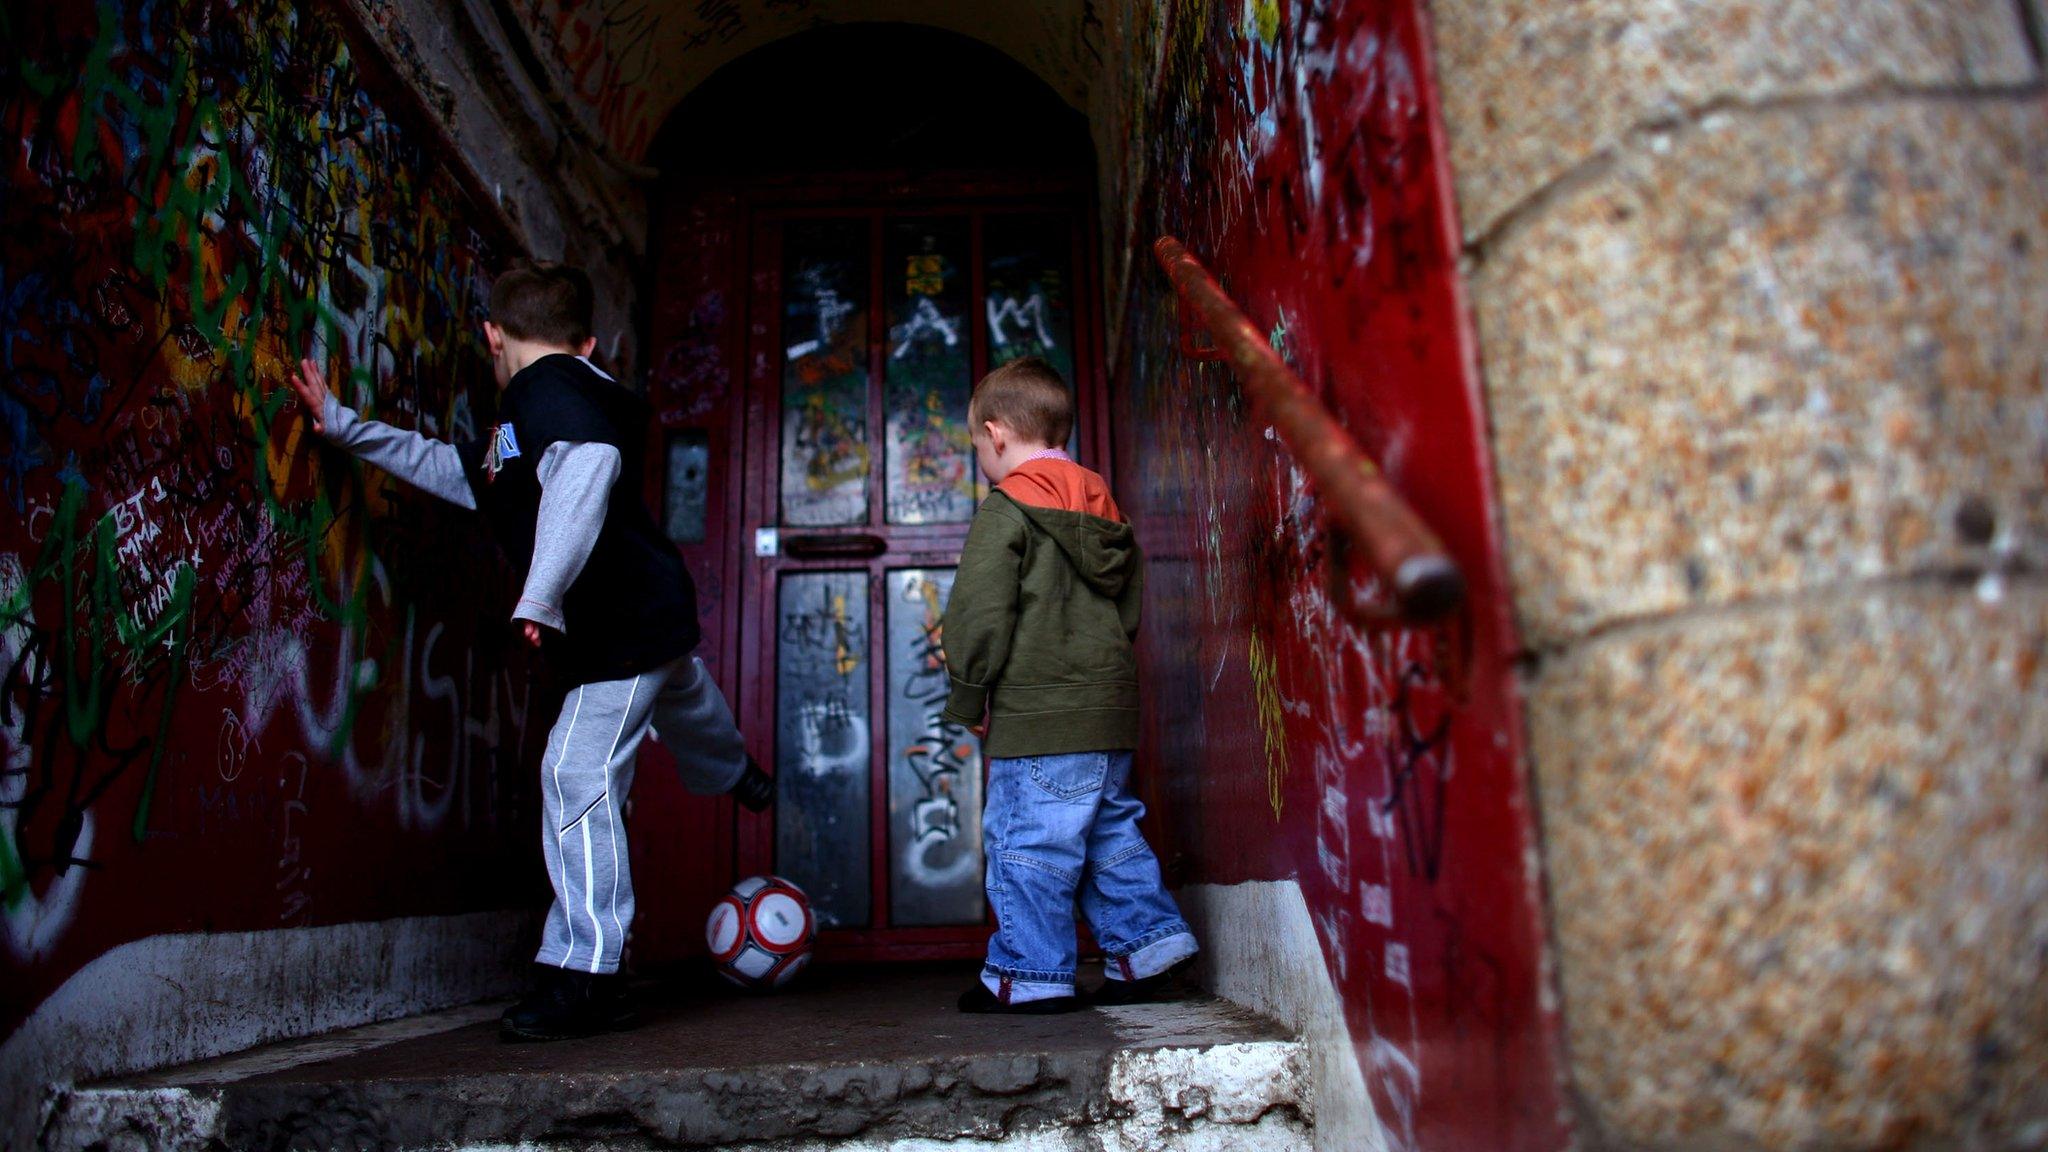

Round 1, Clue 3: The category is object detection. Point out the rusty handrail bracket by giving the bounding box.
[1153,236,1466,624]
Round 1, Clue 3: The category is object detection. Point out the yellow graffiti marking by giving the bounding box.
[1251,0,1281,45]
[801,392,871,493]
[905,254,945,297]
[832,592,859,676]
[1250,626,1288,820]
[918,571,946,624]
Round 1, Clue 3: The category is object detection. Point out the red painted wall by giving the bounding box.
[1102,3,1570,1150]
[1,0,541,1038]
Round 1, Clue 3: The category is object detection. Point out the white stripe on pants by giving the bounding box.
[535,655,747,974]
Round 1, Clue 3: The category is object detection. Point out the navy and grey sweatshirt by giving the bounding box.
[319,353,697,684]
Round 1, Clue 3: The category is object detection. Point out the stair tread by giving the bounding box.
[52,963,1310,1150]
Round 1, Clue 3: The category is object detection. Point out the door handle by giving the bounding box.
[780,532,887,559]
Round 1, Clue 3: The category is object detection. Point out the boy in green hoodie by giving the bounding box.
[941,357,1198,1014]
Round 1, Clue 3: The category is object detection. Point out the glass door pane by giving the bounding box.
[662,431,709,543]
[774,571,872,928]
[884,218,977,525]
[781,220,871,526]
[983,214,1076,388]
[885,568,984,926]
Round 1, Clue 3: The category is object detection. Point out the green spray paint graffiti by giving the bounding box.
[5,482,196,866]
[2,0,533,1029]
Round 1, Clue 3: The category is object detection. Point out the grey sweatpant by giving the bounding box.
[535,655,747,974]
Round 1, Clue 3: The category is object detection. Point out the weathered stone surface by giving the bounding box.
[47,965,1310,1151]
[1472,98,2048,647]
[1430,0,2038,238]
[349,0,648,357]
[1528,586,2048,1149]
[6,919,530,1152]
[1175,881,1378,1152]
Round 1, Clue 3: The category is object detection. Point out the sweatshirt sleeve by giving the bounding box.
[320,393,478,511]
[510,441,621,633]
[940,498,1029,728]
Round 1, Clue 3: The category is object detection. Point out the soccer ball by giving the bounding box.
[706,875,815,989]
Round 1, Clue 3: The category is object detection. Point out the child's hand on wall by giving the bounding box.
[287,357,332,434]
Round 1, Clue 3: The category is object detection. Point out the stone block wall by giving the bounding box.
[1429,2,2048,1148]
[341,0,648,368]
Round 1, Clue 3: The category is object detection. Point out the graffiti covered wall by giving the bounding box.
[1093,3,1568,1150]
[1,0,541,1040]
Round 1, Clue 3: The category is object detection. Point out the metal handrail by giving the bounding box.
[1153,236,1465,624]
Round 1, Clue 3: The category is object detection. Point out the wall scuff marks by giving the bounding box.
[2,0,538,1043]
[1092,3,1569,1150]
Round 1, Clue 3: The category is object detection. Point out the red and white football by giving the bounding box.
[705,875,815,989]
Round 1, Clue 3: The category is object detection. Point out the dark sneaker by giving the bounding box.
[1083,956,1198,1007]
[730,756,774,813]
[500,964,635,1042]
[956,982,1081,1015]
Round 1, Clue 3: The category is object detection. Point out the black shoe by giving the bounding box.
[730,756,774,813]
[1083,955,1197,1006]
[500,964,635,1042]
[956,982,1081,1015]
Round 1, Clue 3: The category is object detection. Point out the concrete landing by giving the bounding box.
[41,963,1311,1151]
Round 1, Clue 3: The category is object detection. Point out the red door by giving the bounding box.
[722,178,1106,960]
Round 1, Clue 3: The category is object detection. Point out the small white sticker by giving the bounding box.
[755,528,779,557]
[1362,883,1394,928]
[1385,943,1411,989]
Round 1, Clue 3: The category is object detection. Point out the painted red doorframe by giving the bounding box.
[638,170,1112,964]
[627,182,748,968]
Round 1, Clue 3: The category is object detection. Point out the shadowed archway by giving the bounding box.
[504,0,1098,160]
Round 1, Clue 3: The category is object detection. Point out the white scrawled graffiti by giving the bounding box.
[987,292,1056,349]
[891,297,963,359]
[795,697,869,779]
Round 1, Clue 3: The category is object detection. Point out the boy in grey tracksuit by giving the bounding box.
[286,262,770,1040]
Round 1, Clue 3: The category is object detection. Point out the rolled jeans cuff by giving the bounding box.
[1105,930,1199,982]
[980,966,1074,1004]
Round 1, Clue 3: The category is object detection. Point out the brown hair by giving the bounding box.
[969,356,1071,447]
[489,261,594,348]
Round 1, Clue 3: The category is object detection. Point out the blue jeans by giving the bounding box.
[980,751,1199,1004]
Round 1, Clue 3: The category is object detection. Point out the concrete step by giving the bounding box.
[42,963,1312,1151]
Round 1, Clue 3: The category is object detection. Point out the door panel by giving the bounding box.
[883,218,977,526]
[780,219,872,527]
[773,569,873,929]
[631,187,749,968]
[983,214,1077,387]
[885,567,984,926]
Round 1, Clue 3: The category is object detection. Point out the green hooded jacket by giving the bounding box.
[940,490,1143,758]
